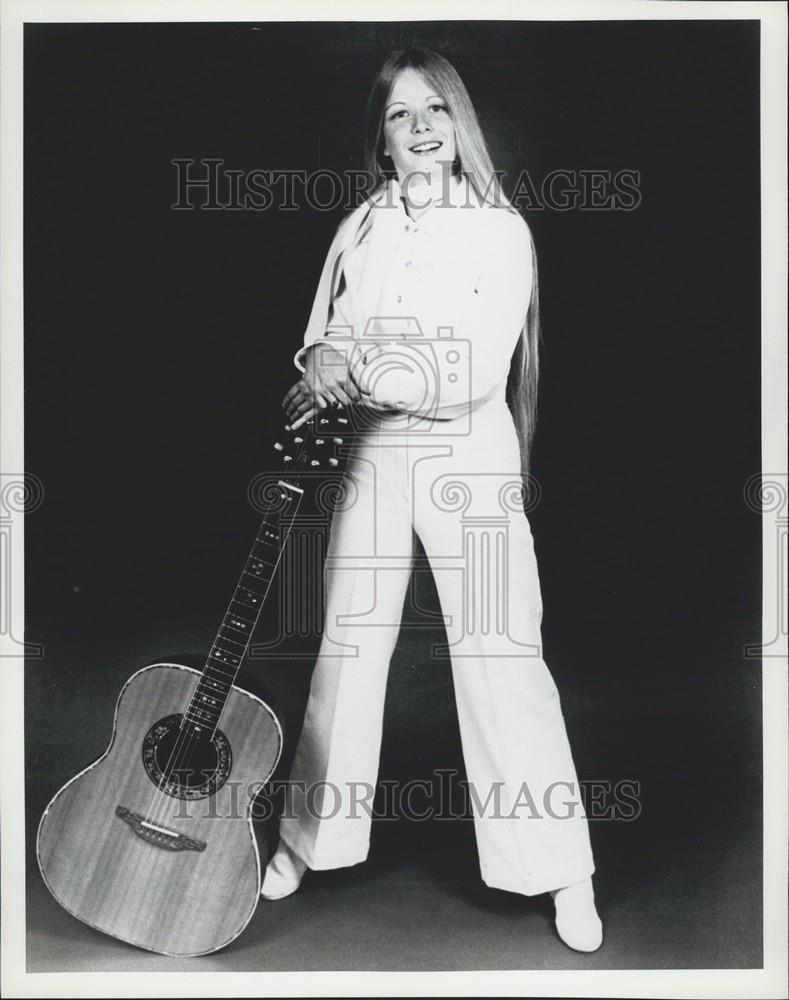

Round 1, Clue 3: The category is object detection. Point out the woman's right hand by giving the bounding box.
[282,342,361,430]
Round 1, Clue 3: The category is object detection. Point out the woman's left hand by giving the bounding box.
[281,377,332,430]
[283,341,362,429]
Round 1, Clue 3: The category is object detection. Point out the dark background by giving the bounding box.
[24,20,762,970]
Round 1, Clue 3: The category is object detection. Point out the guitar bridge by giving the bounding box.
[116,805,206,852]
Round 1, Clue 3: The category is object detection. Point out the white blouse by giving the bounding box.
[295,175,533,420]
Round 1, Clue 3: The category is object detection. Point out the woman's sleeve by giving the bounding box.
[365,210,534,415]
[293,275,357,373]
[291,210,362,373]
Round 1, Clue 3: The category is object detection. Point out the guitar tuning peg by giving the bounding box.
[273,442,283,451]
[333,437,343,444]
[310,460,319,467]
[284,455,293,462]
[328,458,339,467]
[294,436,304,444]
[337,417,349,425]
[315,438,324,445]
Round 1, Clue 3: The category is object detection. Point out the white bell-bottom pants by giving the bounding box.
[279,397,595,896]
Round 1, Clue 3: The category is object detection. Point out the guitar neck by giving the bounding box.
[183,410,348,734]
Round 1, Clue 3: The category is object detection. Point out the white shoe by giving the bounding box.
[260,841,308,900]
[550,877,603,952]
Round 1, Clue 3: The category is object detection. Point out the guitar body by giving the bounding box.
[38,412,347,954]
[37,662,283,957]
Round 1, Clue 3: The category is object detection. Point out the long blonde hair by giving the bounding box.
[362,48,542,479]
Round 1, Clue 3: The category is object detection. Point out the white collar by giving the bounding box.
[386,173,475,230]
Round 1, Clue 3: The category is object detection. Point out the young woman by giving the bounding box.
[263,49,603,953]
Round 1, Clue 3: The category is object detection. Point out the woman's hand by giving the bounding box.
[282,342,361,430]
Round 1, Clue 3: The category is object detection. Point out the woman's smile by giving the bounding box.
[409,139,443,154]
[383,67,456,181]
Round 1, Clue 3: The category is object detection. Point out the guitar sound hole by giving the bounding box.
[142,714,232,800]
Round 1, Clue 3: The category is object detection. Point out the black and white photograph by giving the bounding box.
[1,1,786,997]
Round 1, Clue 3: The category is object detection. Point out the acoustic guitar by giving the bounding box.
[37,410,348,956]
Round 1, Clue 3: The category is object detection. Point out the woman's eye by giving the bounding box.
[388,103,447,121]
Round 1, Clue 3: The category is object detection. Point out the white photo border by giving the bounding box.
[1,1,786,997]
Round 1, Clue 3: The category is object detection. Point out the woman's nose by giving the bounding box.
[412,112,432,133]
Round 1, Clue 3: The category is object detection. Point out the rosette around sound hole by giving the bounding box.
[142,714,232,800]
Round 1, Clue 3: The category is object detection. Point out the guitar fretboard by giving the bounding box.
[183,479,304,732]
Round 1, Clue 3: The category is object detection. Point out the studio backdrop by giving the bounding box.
[23,18,761,970]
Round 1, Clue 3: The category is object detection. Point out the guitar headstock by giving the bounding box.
[272,405,351,479]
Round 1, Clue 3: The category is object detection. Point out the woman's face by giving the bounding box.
[382,68,457,187]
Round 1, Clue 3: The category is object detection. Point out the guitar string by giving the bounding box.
[144,408,339,830]
[145,486,307,832]
[145,483,307,831]
[144,420,315,828]
[144,422,316,830]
